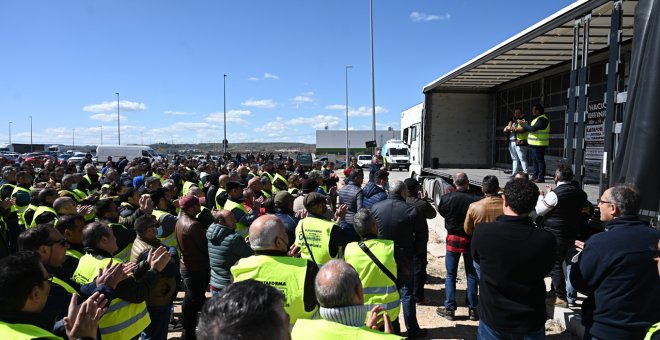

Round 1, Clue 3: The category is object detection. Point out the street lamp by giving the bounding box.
[100,125,103,145]
[72,128,75,149]
[8,122,11,147]
[370,0,377,155]
[116,92,120,145]
[345,65,352,162]
[29,116,33,152]
[223,74,227,154]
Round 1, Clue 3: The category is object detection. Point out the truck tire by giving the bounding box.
[433,180,442,207]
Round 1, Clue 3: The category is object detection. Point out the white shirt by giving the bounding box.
[535,181,570,216]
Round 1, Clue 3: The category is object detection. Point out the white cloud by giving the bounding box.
[241,99,276,109]
[264,72,279,80]
[206,110,252,126]
[164,110,195,116]
[325,104,389,117]
[248,77,260,81]
[83,100,147,113]
[293,91,315,107]
[288,115,340,129]
[89,113,128,122]
[410,11,451,22]
[254,117,289,135]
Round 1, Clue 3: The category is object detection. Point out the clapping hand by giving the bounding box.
[139,195,154,215]
[95,260,128,289]
[148,246,172,272]
[334,204,348,221]
[366,306,393,333]
[64,292,108,340]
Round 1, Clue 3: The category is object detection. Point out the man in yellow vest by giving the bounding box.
[18,225,125,332]
[291,259,401,339]
[294,192,350,266]
[29,188,59,228]
[260,176,273,198]
[10,171,32,226]
[95,198,137,263]
[74,221,171,340]
[197,279,290,340]
[0,166,17,199]
[148,188,179,251]
[55,215,86,279]
[516,104,550,183]
[272,164,289,193]
[232,215,319,327]
[20,188,41,228]
[225,181,261,237]
[344,209,401,333]
[214,174,229,209]
[503,108,529,177]
[0,251,107,340]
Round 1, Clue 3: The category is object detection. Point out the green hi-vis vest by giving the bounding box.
[288,188,300,196]
[73,254,150,340]
[180,181,197,197]
[0,321,62,340]
[19,204,38,227]
[514,121,528,142]
[10,186,30,214]
[214,188,227,209]
[83,174,98,195]
[153,173,165,184]
[66,249,84,260]
[291,319,403,340]
[645,322,660,340]
[527,114,550,147]
[344,239,401,321]
[319,185,328,195]
[51,275,80,296]
[261,190,272,198]
[152,209,179,251]
[272,173,289,193]
[224,199,249,237]
[231,255,316,326]
[29,205,57,228]
[108,223,133,263]
[263,172,274,183]
[294,217,336,265]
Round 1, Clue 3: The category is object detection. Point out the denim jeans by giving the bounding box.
[508,141,528,174]
[566,247,579,304]
[397,252,421,334]
[141,304,170,340]
[478,320,545,340]
[413,249,428,301]
[181,269,210,340]
[530,146,546,180]
[445,251,478,310]
[549,239,573,301]
[473,260,481,281]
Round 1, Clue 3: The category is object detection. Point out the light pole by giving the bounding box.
[8,122,11,147]
[223,74,227,154]
[29,116,33,152]
[116,92,120,145]
[370,0,377,155]
[345,65,352,162]
[72,128,75,149]
[100,126,103,145]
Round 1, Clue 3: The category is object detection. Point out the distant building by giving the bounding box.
[316,129,401,154]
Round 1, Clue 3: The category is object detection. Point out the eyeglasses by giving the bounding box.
[48,238,69,247]
[597,199,612,205]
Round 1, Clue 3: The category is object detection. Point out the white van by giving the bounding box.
[96,145,161,163]
[382,139,410,171]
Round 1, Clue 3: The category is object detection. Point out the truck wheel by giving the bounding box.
[433,180,442,207]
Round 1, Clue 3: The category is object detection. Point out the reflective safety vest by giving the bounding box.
[51,275,80,296]
[318,185,328,195]
[262,172,274,183]
[294,217,336,265]
[73,254,150,340]
[108,223,133,263]
[344,239,401,321]
[291,319,403,340]
[0,183,16,199]
[527,114,550,147]
[59,189,87,203]
[153,173,165,184]
[83,174,98,195]
[0,321,62,340]
[29,205,57,228]
[272,173,288,193]
[288,188,300,196]
[180,181,197,197]
[10,186,30,214]
[261,190,272,199]
[513,120,528,142]
[66,248,84,260]
[19,203,38,227]
[224,199,249,237]
[152,209,179,251]
[231,255,316,326]
[645,322,660,340]
[215,188,227,209]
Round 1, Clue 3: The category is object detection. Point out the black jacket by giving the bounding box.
[406,195,437,252]
[372,194,419,255]
[438,189,480,236]
[541,182,587,240]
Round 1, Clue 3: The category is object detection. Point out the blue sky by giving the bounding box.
[1,0,574,146]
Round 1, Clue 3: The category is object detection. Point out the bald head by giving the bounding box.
[248,215,287,252]
[454,172,469,189]
[219,175,229,188]
[54,197,77,215]
[213,209,236,229]
[248,177,262,191]
[315,259,363,308]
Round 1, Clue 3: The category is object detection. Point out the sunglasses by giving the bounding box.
[48,238,69,247]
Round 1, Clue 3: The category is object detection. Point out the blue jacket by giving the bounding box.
[570,215,660,340]
[362,182,387,209]
[273,208,299,247]
[207,223,254,290]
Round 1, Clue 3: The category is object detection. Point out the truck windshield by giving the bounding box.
[390,148,409,156]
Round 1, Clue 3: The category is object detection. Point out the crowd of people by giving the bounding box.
[0,150,658,340]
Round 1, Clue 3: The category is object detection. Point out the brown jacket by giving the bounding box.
[464,195,503,235]
[176,213,209,271]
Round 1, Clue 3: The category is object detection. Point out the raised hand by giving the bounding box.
[64,292,108,340]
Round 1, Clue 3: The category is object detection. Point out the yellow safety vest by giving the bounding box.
[59,189,86,203]
[180,181,196,197]
[73,254,150,340]
[0,321,62,340]
[152,209,179,251]
[263,172,274,183]
[66,248,84,260]
[108,223,133,263]
[51,275,80,296]
[294,217,336,265]
[527,114,550,147]
[232,255,316,326]
[291,319,403,340]
[224,199,249,237]
[645,322,660,340]
[344,239,401,321]
[288,188,300,196]
[319,185,328,195]
[214,188,227,209]
[153,173,165,184]
[272,174,289,193]
[29,205,57,228]
[10,186,30,214]
[261,190,272,199]
[19,203,38,227]
[513,120,528,142]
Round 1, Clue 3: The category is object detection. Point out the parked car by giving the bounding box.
[67,152,88,164]
[0,152,19,164]
[357,154,372,168]
[316,156,346,169]
[20,152,56,166]
[296,152,314,171]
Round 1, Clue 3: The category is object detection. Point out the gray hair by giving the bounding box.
[389,180,408,198]
[353,208,376,238]
[84,163,96,172]
[314,260,362,308]
[454,173,469,188]
[249,218,282,250]
[608,184,640,215]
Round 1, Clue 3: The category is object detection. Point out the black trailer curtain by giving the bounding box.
[611,0,660,216]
